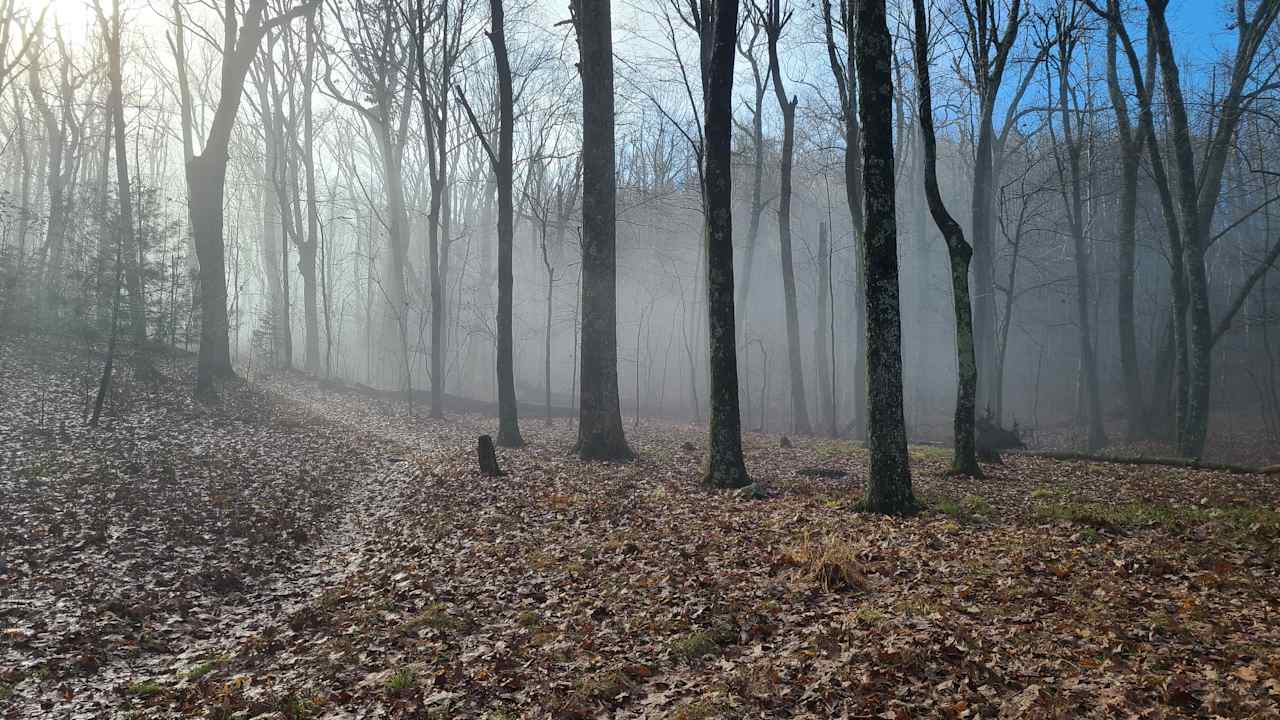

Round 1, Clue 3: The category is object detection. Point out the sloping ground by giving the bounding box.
[71,372,1279,720]
[0,338,410,716]
[1030,415,1280,469]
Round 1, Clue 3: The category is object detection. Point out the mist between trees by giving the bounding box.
[2,0,1279,500]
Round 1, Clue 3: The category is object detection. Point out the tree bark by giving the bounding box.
[856,0,914,514]
[489,0,522,446]
[701,0,749,488]
[573,0,630,459]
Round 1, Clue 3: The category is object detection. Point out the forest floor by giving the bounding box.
[3,336,1280,719]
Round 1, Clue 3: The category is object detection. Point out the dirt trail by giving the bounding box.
[1,347,476,718]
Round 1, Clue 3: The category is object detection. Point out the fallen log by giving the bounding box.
[1008,450,1272,476]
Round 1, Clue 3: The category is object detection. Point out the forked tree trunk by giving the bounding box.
[856,0,914,514]
[573,0,630,459]
[762,0,811,436]
[190,0,316,397]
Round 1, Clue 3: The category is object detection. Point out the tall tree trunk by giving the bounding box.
[857,0,914,514]
[701,0,749,489]
[191,153,234,396]
[820,0,866,439]
[814,222,834,436]
[762,1,811,435]
[1052,20,1107,451]
[910,0,981,477]
[734,25,768,329]
[257,81,285,365]
[1144,0,1280,456]
[573,0,630,459]
[100,0,147,353]
[490,0,522,446]
[543,224,553,427]
[962,0,1026,421]
[1106,0,1145,440]
[191,0,317,397]
[300,10,321,373]
[28,46,70,297]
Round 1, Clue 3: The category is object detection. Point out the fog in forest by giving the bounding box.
[2,0,1278,463]
[11,0,1280,714]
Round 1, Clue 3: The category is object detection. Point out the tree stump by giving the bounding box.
[478,435,504,477]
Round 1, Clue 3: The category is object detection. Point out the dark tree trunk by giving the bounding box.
[190,0,316,397]
[490,0,522,447]
[856,0,914,514]
[701,0,749,488]
[573,0,630,460]
[1105,0,1144,439]
[910,0,981,477]
[191,154,234,396]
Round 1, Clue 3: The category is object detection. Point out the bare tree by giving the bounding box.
[1045,5,1106,451]
[190,0,318,397]
[1103,0,1145,440]
[957,0,1027,419]
[819,0,865,438]
[457,0,522,446]
[757,0,811,435]
[910,0,981,476]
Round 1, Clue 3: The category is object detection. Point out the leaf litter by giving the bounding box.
[2,337,1279,718]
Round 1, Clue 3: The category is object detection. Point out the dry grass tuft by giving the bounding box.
[782,533,867,592]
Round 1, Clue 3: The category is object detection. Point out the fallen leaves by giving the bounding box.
[4,337,1280,718]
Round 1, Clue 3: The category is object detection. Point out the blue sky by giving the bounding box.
[1165,0,1239,68]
